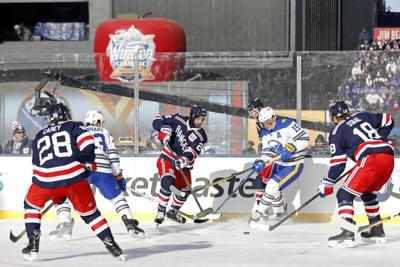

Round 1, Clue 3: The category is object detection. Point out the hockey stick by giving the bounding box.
[164,144,210,219]
[335,212,400,233]
[198,171,256,218]
[268,168,353,231]
[9,202,55,243]
[127,187,209,223]
[192,156,281,218]
[169,185,222,220]
[191,155,280,194]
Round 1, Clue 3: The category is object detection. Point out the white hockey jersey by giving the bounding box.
[85,125,120,175]
[260,118,309,166]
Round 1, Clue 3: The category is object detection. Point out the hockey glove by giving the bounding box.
[318,176,334,198]
[115,172,126,191]
[84,162,97,171]
[279,143,296,161]
[158,125,172,145]
[174,157,188,170]
[252,159,265,173]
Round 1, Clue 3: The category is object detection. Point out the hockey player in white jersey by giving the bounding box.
[248,107,310,229]
[49,110,144,240]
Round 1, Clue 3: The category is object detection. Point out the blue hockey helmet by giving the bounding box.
[329,101,349,118]
[49,102,71,123]
[190,104,207,120]
[247,98,264,111]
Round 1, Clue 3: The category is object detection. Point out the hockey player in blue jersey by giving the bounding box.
[248,107,310,229]
[49,110,145,240]
[318,101,394,248]
[22,103,124,261]
[152,105,208,225]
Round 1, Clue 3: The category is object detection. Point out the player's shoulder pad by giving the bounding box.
[274,118,292,130]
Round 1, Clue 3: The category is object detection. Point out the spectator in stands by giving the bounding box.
[242,140,257,154]
[3,121,32,154]
[308,134,330,156]
[358,27,371,49]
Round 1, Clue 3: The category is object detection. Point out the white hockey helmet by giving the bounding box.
[258,107,276,123]
[84,110,105,126]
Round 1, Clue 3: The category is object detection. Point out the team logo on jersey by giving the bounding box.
[106,26,155,82]
[188,133,197,142]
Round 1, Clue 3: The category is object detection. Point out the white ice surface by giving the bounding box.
[1,218,400,267]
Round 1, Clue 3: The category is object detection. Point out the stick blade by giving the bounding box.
[195,208,214,219]
[333,214,359,233]
[9,230,19,243]
[193,218,210,224]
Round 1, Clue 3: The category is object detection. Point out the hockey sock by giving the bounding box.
[337,188,356,223]
[81,209,112,240]
[24,200,41,237]
[361,192,381,223]
[255,191,264,205]
[111,192,133,220]
[256,179,280,214]
[338,200,354,222]
[157,175,174,213]
[55,200,72,224]
[271,191,284,214]
[171,192,189,211]
[254,175,267,203]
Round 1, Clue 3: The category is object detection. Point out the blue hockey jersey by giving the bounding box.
[152,113,207,169]
[327,112,394,182]
[31,121,95,189]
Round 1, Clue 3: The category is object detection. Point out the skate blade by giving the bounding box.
[248,220,269,231]
[129,230,145,239]
[361,237,386,244]
[23,252,38,262]
[48,234,71,241]
[328,240,355,248]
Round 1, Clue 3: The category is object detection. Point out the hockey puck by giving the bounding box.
[243,231,250,235]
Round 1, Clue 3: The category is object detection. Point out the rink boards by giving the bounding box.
[0,156,400,223]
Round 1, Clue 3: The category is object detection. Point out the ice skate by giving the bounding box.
[22,229,40,262]
[103,236,126,261]
[154,210,166,226]
[248,211,269,231]
[360,223,386,244]
[122,215,145,238]
[268,204,288,225]
[328,229,355,248]
[166,209,186,224]
[48,218,75,241]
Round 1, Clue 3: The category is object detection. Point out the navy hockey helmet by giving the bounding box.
[190,105,207,120]
[247,98,264,111]
[49,103,71,123]
[329,101,349,118]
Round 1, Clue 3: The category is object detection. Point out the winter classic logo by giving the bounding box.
[106,25,155,82]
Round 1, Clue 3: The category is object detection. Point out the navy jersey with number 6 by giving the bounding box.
[152,113,207,169]
[327,112,394,182]
[31,121,95,189]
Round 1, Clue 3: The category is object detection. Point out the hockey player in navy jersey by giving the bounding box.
[248,107,310,229]
[48,110,144,240]
[318,101,394,248]
[22,103,124,261]
[247,98,265,138]
[152,105,208,225]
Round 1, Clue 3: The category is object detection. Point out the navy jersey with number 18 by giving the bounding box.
[327,112,394,182]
